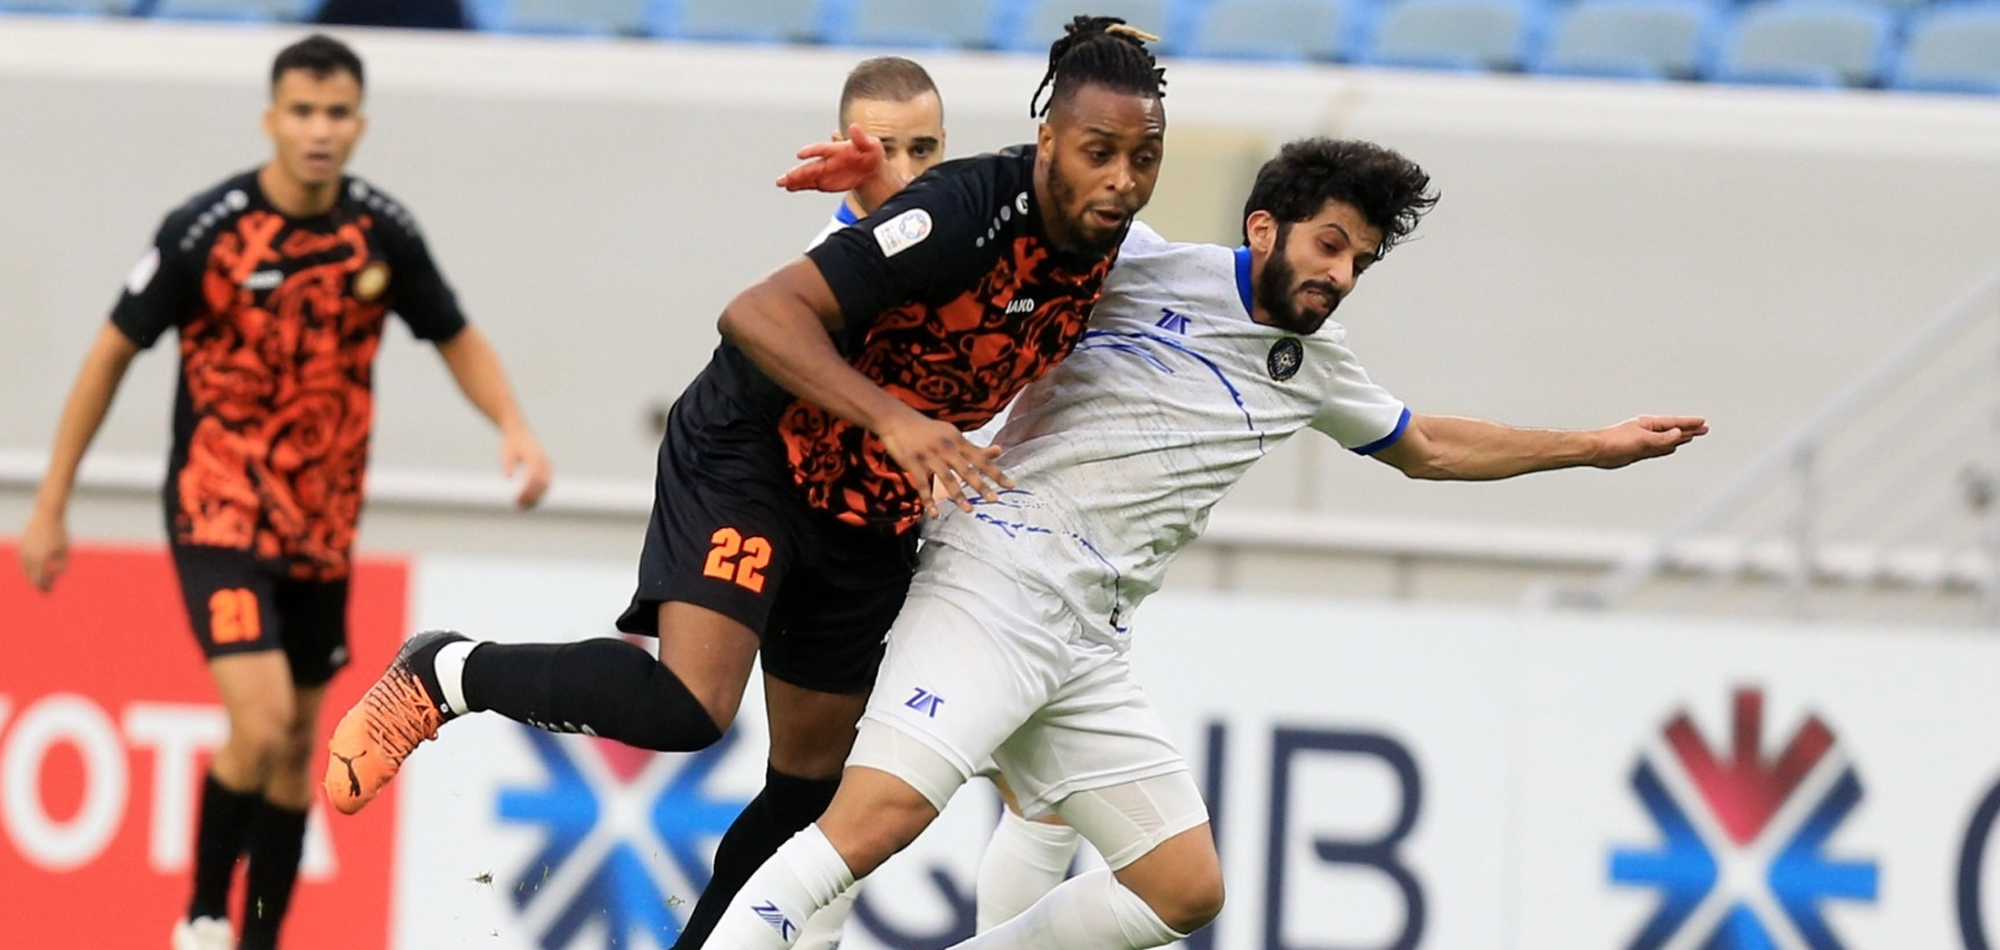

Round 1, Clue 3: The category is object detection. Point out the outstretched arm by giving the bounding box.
[435,325,552,509]
[19,323,141,591]
[720,259,1009,516]
[777,125,905,213]
[1370,413,1707,481]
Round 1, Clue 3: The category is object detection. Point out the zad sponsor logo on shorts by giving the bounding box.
[1610,687,1878,949]
[491,728,751,948]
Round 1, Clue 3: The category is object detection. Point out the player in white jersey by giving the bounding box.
[786,54,1087,950]
[704,139,1707,950]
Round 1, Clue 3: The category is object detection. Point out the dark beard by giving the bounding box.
[1046,152,1124,256]
[1254,224,1338,334]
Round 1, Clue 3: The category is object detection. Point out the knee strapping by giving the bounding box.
[847,723,971,812]
[1055,773,1209,870]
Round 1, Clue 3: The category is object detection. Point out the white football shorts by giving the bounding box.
[851,542,1190,821]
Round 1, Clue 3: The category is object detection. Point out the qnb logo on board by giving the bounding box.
[495,728,751,949]
[1610,688,1879,949]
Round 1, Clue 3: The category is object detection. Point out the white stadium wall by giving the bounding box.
[5,18,2000,604]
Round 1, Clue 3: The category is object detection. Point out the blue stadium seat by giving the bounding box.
[663,0,823,42]
[1187,0,1368,62]
[1533,0,1719,80]
[1362,0,1548,71]
[824,0,997,48]
[150,0,303,21]
[999,0,1180,53]
[1890,4,2000,93]
[0,0,134,14]
[485,0,648,35]
[1711,0,1898,87]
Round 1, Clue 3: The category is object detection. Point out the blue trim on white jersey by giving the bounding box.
[1351,406,1412,455]
[1077,328,1265,454]
[1234,246,1253,315]
[834,201,860,226]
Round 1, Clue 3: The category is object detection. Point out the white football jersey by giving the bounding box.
[925,221,1409,645]
[805,201,861,250]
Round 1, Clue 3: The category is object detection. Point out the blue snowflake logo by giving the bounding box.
[496,728,750,948]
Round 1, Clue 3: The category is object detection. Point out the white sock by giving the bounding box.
[705,825,856,950]
[433,640,476,715]
[947,868,1184,950]
[975,811,1081,931]
[793,879,861,950]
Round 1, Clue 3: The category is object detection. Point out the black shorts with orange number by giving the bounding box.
[170,544,351,687]
[615,387,918,695]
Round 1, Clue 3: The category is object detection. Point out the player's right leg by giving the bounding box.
[170,547,295,950]
[323,413,793,815]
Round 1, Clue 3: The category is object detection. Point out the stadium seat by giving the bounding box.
[1362,0,1549,71]
[825,0,996,48]
[0,0,134,14]
[1711,0,1898,87]
[1186,0,1368,62]
[999,0,1179,52]
[1533,0,1719,80]
[150,0,303,21]
[486,0,647,35]
[664,0,823,42]
[1890,4,2000,93]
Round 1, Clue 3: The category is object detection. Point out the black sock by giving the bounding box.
[239,802,308,950]
[459,638,724,751]
[671,767,841,950]
[189,771,260,920]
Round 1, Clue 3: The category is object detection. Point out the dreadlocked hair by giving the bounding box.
[1029,15,1167,118]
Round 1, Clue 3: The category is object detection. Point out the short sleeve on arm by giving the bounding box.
[108,217,197,349]
[382,211,468,342]
[1311,344,1410,454]
[803,163,990,335]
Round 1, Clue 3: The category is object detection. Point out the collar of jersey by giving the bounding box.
[1234,245,1253,315]
[834,200,859,226]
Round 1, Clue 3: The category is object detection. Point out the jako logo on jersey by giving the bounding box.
[874,208,933,258]
[244,270,284,291]
[1609,687,1878,949]
[1156,307,1191,333]
[1005,297,1036,315]
[494,728,752,949]
[905,688,945,718]
[752,901,798,940]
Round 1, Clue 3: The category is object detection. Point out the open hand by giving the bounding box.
[1594,415,1709,468]
[876,412,1013,517]
[777,124,886,194]
[502,429,553,509]
[18,509,70,593]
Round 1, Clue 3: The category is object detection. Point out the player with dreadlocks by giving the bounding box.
[322,14,1167,949]
[692,17,1203,950]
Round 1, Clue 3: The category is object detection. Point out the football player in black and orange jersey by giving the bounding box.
[324,16,1163,950]
[16,34,552,950]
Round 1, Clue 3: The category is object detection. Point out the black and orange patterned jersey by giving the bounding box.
[111,170,467,580]
[776,145,1120,532]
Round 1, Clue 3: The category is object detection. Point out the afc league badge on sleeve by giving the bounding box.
[873,208,934,259]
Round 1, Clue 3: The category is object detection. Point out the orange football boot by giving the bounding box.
[323,630,467,815]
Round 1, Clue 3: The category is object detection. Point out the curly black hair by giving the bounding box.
[1029,15,1166,118]
[1243,139,1438,256]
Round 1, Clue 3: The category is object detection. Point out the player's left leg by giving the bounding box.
[976,773,1081,932]
[238,679,327,950]
[939,776,1220,950]
[239,574,348,950]
[670,677,865,949]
